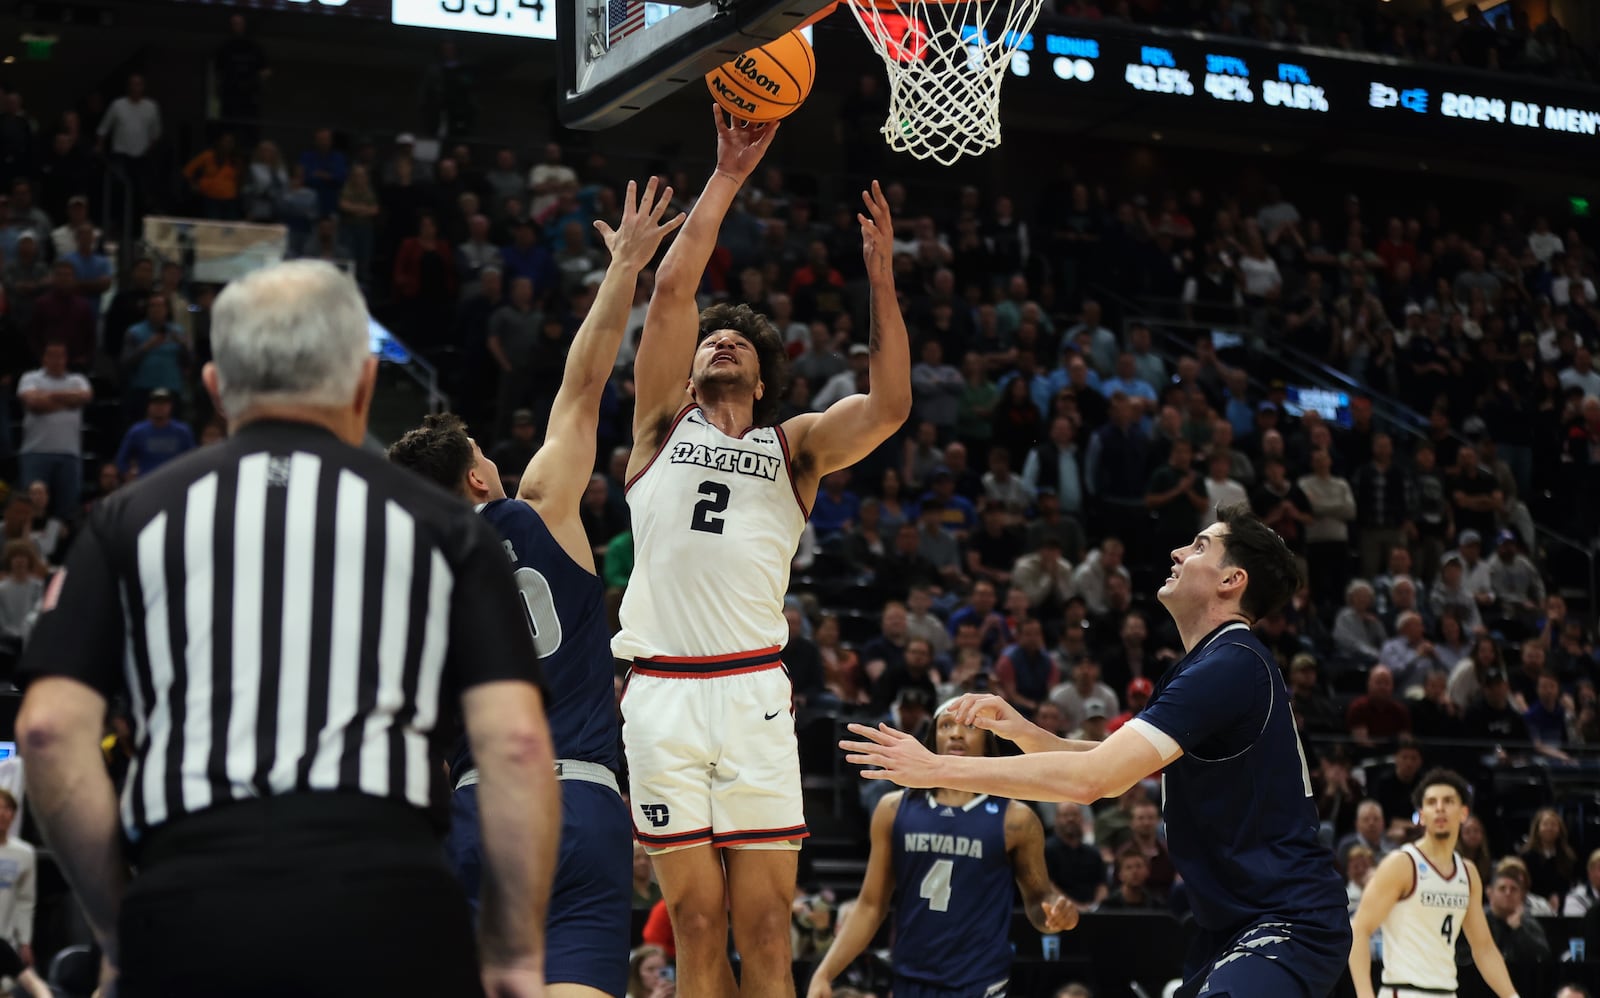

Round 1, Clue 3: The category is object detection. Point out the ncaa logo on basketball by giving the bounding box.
[640,803,671,828]
[710,74,763,115]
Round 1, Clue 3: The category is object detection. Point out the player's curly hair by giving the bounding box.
[698,302,789,427]
[387,412,474,494]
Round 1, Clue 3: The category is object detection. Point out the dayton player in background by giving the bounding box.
[806,699,1076,998]
[1349,768,1521,998]
[616,108,912,998]
[391,178,684,998]
[844,505,1352,998]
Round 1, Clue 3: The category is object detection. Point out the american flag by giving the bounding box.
[608,0,645,45]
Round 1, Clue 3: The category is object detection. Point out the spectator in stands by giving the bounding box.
[1463,667,1535,749]
[338,163,379,284]
[1342,844,1374,914]
[1106,677,1151,734]
[121,293,189,422]
[1411,667,1464,745]
[1485,869,1552,963]
[1022,417,1085,519]
[16,341,89,521]
[1299,448,1357,607]
[114,388,195,480]
[1369,737,1424,832]
[96,73,162,223]
[1332,580,1386,663]
[873,637,940,717]
[993,617,1059,719]
[1024,488,1086,561]
[241,140,289,222]
[1070,537,1128,616]
[878,521,941,597]
[966,504,1022,588]
[812,470,860,542]
[1288,653,1343,735]
[1049,655,1117,733]
[1011,536,1074,612]
[1521,808,1579,912]
[183,132,241,219]
[981,446,1033,517]
[1488,529,1544,633]
[1563,849,1600,917]
[1430,553,1485,633]
[298,126,347,217]
[24,483,64,566]
[1144,437,1205,559]
[814,614,864,706]
[0,540,43,659]
[1346,665,1411,746]
[627,944,674,998]
[1044,802,1107,909]
[392,214,458,349]
[1100,848,1165,911]
[861,601,911,706]
[1377,610,1442,694]
[1336,800,1396,869]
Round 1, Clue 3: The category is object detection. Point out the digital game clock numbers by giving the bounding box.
[391,0,556,38]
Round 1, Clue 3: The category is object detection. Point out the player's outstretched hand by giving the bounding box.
[950,693,1038,746]
[712,105,779,183]
[858,180,894,285]
[594,177,686,272]
[1041,895,1080,933]
[841,722,940,788]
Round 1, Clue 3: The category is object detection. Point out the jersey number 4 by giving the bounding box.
[513,566,563,659]
[691,480,730,535]
[1440,914,1454,944]
[919,859,954,913]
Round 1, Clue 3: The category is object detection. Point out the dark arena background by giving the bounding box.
[5,0,1600,995]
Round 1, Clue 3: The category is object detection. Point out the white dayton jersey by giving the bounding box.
[613,404,808,661]
[1381,843,1473,993]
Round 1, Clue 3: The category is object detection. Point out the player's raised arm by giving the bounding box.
[1348,850,1417,998]
[842,721,1171,804]
[518,178,683,568]
[805,791,901,998]
[786,181,913,482]
[1006,801,1079,935]
[630,109,778,460]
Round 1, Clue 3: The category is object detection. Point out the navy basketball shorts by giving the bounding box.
[891,975,1008,998]
[1179,907,1351,998]
[447,777,632,996]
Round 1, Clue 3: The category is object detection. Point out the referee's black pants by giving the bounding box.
[120,793,483,998]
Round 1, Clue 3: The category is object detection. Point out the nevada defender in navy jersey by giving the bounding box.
[1350,769,1519,998]
[807,703,1076,998]
[390,178,684,998]
[845,505,1352,998]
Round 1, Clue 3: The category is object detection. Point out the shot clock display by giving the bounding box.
[391,0,556,38]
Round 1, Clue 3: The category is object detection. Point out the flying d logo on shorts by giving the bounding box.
[640,803,671,828]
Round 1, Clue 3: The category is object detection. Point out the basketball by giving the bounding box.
[705,30,815,123]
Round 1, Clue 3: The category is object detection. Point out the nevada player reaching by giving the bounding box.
[618,109,912,998]
[390,178,684,998]
[1350,769,1521,998]
[844,506,1353,998]
[805,702,1076,998]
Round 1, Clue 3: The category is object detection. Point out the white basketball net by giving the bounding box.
[845,0,1046,165]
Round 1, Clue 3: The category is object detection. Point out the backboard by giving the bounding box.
[558,0,833,129]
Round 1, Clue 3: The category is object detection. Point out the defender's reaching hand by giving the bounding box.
[594,177,686,272]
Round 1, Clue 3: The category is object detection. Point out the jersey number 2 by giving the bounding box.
[919,859,954,913]
[513,566,563,659]
[691,481,730,535]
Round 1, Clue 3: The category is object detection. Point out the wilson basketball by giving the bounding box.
[705,30,815,123]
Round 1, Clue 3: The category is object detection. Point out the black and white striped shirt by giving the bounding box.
[21,419,541,840]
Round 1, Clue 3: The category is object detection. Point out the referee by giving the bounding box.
[15,260,560,998]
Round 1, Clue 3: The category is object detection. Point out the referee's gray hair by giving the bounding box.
[211,260,370,418]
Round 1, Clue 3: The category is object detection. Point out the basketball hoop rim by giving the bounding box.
[849,0,978,10]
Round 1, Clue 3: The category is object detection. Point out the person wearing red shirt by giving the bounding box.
[1108,677,1153,733]
[1345,665,1412,745]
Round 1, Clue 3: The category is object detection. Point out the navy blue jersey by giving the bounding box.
[890,791,1013,991]
[1136,622,1345,935]
[451,499,619,777]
